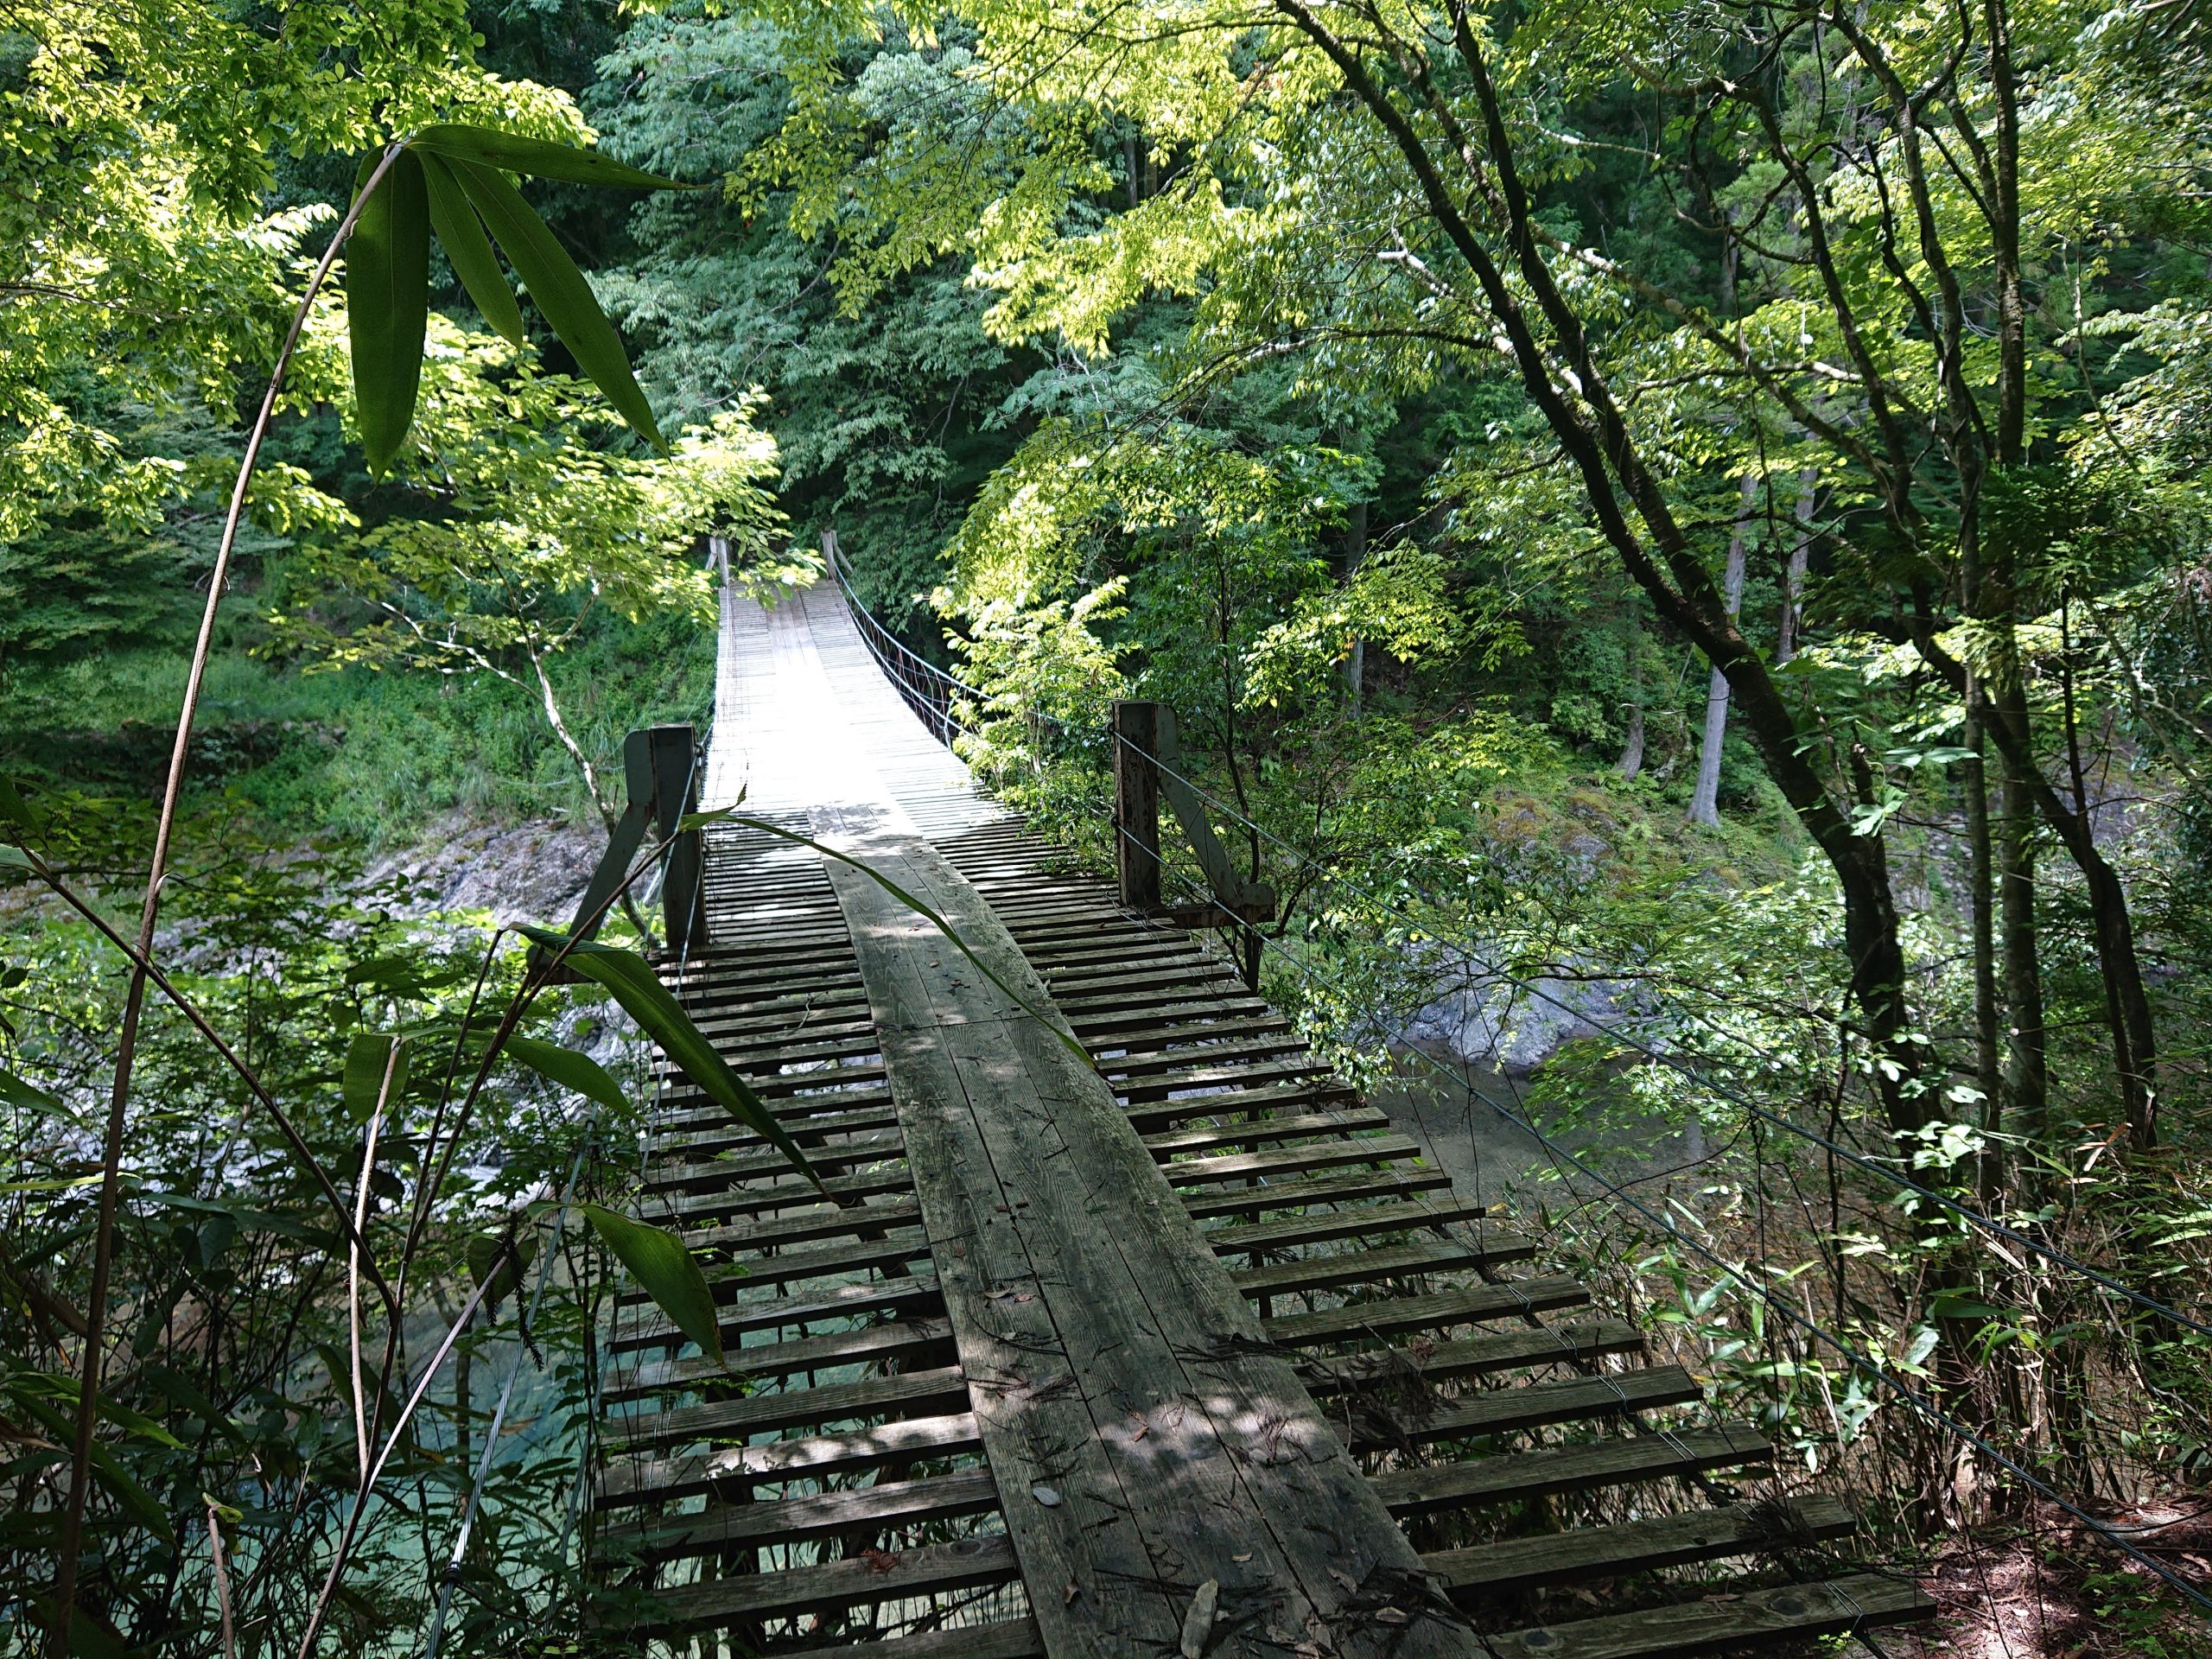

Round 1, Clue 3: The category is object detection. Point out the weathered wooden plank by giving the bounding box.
[1109,1054,1328,1096]
[1371,1424,1775,1515]
[1204,1198,1509,1259]
[652,1099,904,1160]
[643,1165,913,1228]
[645,1534,1020,1630]
[644,1129,905,1194]
[609,1316,952,1394]
[1262,1275,1592,1347]
[1298,1319,1647,1393]
[622,1274,944,1350]
[1078,1014,1299,1054]
[1141,1106,1391,1156]
[671,1231,928,1295]
[1482,1573,1935,1657]
[687,1196,923,1255]
[1179,1165,1453,1221]
[1154,1133,1425,1188]
[612,1366,973,1453]
[1088,1039,1309,1079]
[816,813,1484,1658]
[596,1412,984,1505]
[602,1467,1002,1561]
[1230,1238,1508,1300]
[1337,1363,1705,1452]
[1421,1495,1857,1598]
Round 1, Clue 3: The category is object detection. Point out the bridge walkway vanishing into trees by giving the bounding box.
[587,570,1936,1656]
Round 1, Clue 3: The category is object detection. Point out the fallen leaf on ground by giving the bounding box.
[1179,1578,1219,1659]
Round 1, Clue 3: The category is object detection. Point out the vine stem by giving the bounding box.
[49,139,409,1656]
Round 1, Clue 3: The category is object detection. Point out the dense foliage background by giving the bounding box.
[4,0,2209,1652]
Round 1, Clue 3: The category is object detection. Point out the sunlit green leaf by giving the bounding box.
[505,1034,628,1117]
[0,1065,71,1122]
[340,1033,409,1125]
[448,159,664,448]
[516,928,817,1185]
[411,124,690,192]
[345,149,430,477]
[581,1204,724,1368]
[418,150,527,346]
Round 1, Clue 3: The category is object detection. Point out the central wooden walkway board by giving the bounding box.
[819,802,1472,1656]
[592,579,1935,1656]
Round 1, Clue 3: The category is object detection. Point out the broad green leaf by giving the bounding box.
[345,954,469,995]
[0,844,31,871]
[448,159,664,448]
[145,1365,249,1447]
[505,1034,628,1116]
[12,1394,176,1544]
[0,1065,72,1122]
[345,149,431,477]
[516,928,817,1187]
[0,775,39,834]
[411,124,690,192]
[143,1190,326,1246]
[9,1370,185,1449]
[418,151,526,346]
[465,1231,537,1317]
[341,1033,409,1125]
[1929,1293,2010,1323]
[582,1204,724,1368]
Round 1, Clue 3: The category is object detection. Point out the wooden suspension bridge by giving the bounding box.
[580,556,1936,1656]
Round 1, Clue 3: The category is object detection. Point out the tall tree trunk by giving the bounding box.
[1776,468,1815,664]
[1688,474,1757,827]
[1961,683,2003,1201]
[1343,497,1367,717]
[1618,618,1646,781]
[2063,594,2158,1147]
[1999,749,2048,1142]
[1279,0,1928,1128]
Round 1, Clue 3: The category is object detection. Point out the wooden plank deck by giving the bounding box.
[588,575,1936,1656]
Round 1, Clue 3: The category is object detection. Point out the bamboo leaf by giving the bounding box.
[515,929,818,1187]
[344,149,430,477]
[581,1205,724,1368]
[0,1065,70,1122]
[448,159,664,448]
[11,1394,175,1544]
[411,124,690,191]
[418,151,526,346]
[505,1034,627,1116]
